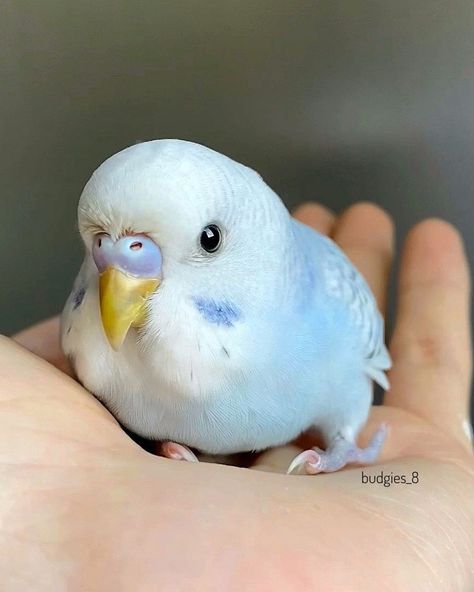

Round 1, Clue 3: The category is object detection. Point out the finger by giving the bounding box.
[13,316,72,375]
[331,202,395,312]
[0,336,124,465]
[293,202,336,236]
[386,219,472,448]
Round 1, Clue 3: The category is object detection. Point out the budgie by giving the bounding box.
[61,139,391,475]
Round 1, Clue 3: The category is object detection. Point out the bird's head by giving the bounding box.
[77,139,291,351]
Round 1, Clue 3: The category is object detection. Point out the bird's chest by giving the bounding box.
[74,333,308,454]
[68,296,315,454]
[108,372,306,454]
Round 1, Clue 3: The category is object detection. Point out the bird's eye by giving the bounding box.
[200,224,221,253]
[96,232,109,248]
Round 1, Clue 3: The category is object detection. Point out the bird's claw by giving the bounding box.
[287,423,388,475]
[287,449,323,475]
[161,441,199,462]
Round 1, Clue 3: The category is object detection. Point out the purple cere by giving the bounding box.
[92,234,162,278]
[193,297,241,327]
[73,287,86,310]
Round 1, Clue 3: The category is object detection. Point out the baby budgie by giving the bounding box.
[62,139,391,475]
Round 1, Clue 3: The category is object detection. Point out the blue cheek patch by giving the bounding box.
[72,287,86,310]
[193,297,241,327]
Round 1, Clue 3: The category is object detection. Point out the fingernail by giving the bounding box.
[462,419,473,443]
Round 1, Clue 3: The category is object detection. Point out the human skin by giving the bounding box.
[2,202,474,591]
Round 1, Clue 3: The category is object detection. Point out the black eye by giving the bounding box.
[200,224,221,253]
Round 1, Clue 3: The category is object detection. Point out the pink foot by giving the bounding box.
[287,424,388,475]
[160,441,199,463]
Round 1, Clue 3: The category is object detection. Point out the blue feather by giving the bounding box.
[193,297,241,327]
[73,287,86,310]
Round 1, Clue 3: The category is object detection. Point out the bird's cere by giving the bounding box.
[92,234,162,350]
[92,234,162,278]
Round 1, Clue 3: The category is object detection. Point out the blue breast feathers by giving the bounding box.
[193,297,241,327]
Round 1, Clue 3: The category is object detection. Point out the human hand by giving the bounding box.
[4,202,474,591]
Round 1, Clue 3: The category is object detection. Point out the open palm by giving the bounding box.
[3,202,474,591]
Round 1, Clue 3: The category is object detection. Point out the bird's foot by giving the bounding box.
[160,441,199,462]
[287,423,387,475]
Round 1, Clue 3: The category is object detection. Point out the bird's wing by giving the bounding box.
[318,234,391,389]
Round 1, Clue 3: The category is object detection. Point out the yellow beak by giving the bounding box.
[99,267,160,351]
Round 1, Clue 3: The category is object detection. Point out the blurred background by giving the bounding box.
[1,1,473,413]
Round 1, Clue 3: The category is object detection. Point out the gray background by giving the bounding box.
[1,1,473,416]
